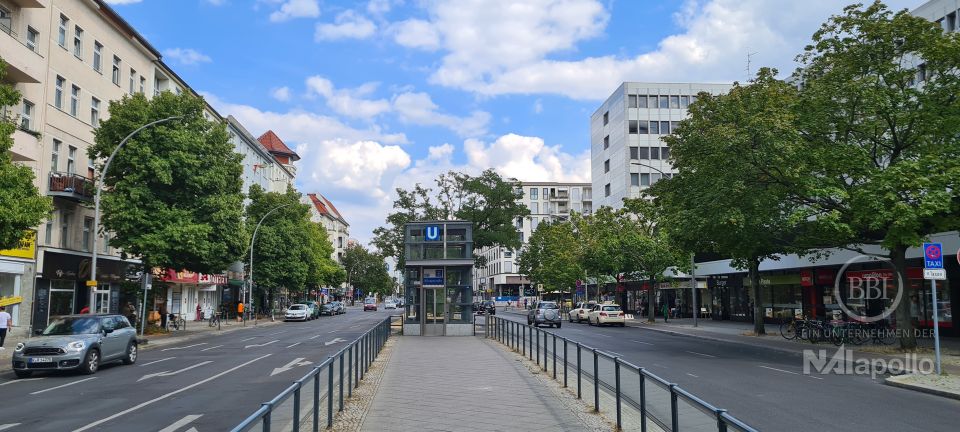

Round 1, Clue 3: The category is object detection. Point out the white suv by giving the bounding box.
[568,301,597,323]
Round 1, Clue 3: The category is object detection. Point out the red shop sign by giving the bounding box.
[845,268,922,281]
[800,270,814,287]
[816,270,835,285]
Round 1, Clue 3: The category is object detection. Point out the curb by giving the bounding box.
[884,375,960,401]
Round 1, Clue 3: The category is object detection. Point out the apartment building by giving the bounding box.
[257,130,298,189]
[304,193,350,263]
[473,182,592,299]
[591,82,732,210]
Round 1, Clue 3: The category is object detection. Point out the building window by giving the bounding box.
[55,76,65,109]
[542,187,548,199]
[26,27,39,52]
[91,98,100,127]
[631,173,640,186]
[530,188,538,200]
[103,232,110,254]
[638,95,649,108]
[67,146,76,174]
[112,56,121,86]
[660,121,671,135]
[82,217,93,251]
[21,100,33,131]
[650,147,660,160]
[651,173,662,185]
[93,42,103,72]
[649,121,660,134]
[671,121,679,132]
[680,95,690,108]
[129,69,136,94]
[58,15,68,48]
[51,139,60,172]
[947,12,957,32]
[630,147,638,160]
[604,159,610,173]
[641,173,650,186]
[628,95,637,108]
[638,120,649,134]
[628,120,638,134]
[638,147,650,159]
[530,202,539,214]
[73,26,83,58]
[60,212,71,249]
[690,95,698,105]
[604,183,610,197]
[70,85,80,117]
[661,146,670,160]
[45,213,54,245]
[603,135,609,149]
[139,77,146,94]
[657,95,667,109]
[88,156,95,178]
[603,111,608,125]
[670,95,680,109]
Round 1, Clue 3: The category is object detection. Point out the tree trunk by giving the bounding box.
[891,245,917,350]
[648,276,656,323]
[750,257,765,335]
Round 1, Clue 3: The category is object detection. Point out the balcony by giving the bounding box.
[0,18,44,84]
[48,172,95,203]
[549,190,570,201]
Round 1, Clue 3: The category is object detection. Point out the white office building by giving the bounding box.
[591,82,731,210]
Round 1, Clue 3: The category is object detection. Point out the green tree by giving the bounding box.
[305,221,342,289]
[790,2,960,348]
[652,69,809,334]
[90,92,245,273]
[245,184,311,307]
[341,243,392,298]
[0,58,50,249]
[516,219,583,296]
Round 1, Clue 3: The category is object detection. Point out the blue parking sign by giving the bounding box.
[923,243,943,269]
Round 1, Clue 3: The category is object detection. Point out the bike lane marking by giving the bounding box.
[686,351,716,358]
[0,424,20,431]
[0,378,43,386]
[140,357,176,367]
[161,343,207,351]
[72,354,272,432]
[30,377,97,395]
[201,345,224,352]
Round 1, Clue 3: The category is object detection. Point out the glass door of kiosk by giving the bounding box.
[423,287,446,336]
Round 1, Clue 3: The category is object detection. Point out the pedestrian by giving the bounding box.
[523,298,528,309]
[662,302,669,323]
[0,306,12,349]
[125,302,138,328]
[237,301,245,322]
[196,303,202,321]
[160,303,168,330]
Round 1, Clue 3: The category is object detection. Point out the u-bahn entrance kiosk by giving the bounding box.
[403,221,474,336]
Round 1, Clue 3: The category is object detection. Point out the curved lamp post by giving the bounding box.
[629,161,698,327]
[90,116,182,314]
[246,202,295,323]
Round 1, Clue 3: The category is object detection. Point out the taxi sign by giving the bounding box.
[923,243,943,269]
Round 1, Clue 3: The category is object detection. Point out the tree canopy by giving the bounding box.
[341,244,394,298]
[245,185,312,303]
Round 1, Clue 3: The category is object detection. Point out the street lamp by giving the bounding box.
[629,161,699,327]
[247,202,295,324]
[90,116,182,314]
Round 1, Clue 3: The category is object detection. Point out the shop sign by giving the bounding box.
[423,268,444,286]
[197,273,227,285]
[800,270,814,287]
[743,274,802,286]
[845,268,923,281]
[424,225,441,241]
[0,296,23,307]
[0,231,36,259]
[42,252,130,282]
[816,270,835,285]
[158,268,199,283]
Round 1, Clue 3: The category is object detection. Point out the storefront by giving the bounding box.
[0,231,37,337]
[707,275,750,321]
[157,269,227,321]
[34,250,134,329]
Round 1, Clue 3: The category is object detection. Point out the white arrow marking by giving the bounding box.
[324,338,346,346]
[138,361,213,382]
[139,357,176,367]
[245,340,279,349]
[286,342,301,348]
[0,424,21,431]
[270,357,314,376]
[161,343,208,351]
[158,415,203,432]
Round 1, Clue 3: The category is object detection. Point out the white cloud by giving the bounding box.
[366,0,393,15]
[391,19,441,50]
[269,0,320,23]
[104,0,143,4]
[463,134,589,183]
[315,10,377,41]
[298,139,411,198]
[392,92,490,138]
[305,76,392,118]
[270,86,291,102]
[427,143,454,161]
[162,48,212,65]
[206,0,227,5]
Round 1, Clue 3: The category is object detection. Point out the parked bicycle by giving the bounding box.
[168,313,186,331]
[209,311,221,330]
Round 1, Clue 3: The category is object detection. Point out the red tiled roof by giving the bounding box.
[307,193,348,226]
[257,130,300,161]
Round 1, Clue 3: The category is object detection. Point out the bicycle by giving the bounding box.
[209,311,221,330]
[169,313,186,331]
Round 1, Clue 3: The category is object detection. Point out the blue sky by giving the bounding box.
[105,0,917,244]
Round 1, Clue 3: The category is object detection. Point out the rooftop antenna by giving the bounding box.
[746,51,758,81]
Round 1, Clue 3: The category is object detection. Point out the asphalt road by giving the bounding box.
[0,306,400,432]
[492,312,960,432]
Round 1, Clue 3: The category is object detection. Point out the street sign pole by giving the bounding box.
[690,253,697,328]
[923,242,944,375]
[932,279,942,375]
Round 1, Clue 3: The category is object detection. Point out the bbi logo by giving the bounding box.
[425,225,441,241]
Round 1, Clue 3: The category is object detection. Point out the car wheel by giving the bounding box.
[122,342,138,365]
[80,349,100,375]
[556,322,562,329]
[14,370,33,379]
[587,318,593,326]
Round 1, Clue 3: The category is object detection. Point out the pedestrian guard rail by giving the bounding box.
[232,316,394,432]
[486,315,759,432]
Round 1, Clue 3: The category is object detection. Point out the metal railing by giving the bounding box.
[486,315,758,432]
[232,316,395,432]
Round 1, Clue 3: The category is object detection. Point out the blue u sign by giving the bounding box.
[425,225,441,241]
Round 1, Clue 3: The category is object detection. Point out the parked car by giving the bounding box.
[303,303,318,320]
[12,314,138,378]
[319,302,337,316]
[285,304,310,321]
[480,300,496,315]
[364,298,378,311]
[568,301,597,323]
[384,300,397,309]
[527,301,562,328]
[332,301,346,314]
[588,304,625,327]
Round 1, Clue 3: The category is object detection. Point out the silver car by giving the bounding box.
[12,314,138,378]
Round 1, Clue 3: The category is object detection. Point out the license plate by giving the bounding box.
[30,357,53,363]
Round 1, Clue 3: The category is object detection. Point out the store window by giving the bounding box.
[0,273,20,322]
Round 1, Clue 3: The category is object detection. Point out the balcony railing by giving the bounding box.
[48,172,94,202]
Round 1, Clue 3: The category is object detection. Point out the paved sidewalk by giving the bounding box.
[360,336,593,432]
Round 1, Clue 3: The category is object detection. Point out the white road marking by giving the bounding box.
[631,340,654,345]
[0,378,44,386]
[138,361,214,382]
[73,354,272,432]
[263,330,286,336]
[309,334,322,340]
[161,343,208,351]
[652,363,668,369]
[240,336,256,342]
[0,424,21,431]
[201,345,224,352]
[759,365,799,375]
[244,340,279,349]
[270,357,314,376]
[186,428,198,432]
[30,377,97,395]
[286,342,301,348]
[139,357,176,367]
[595,334,612,338]
[158,415,203,432]
[328,330,337,333]
[687,373,699,378]
[325,338,346,346]
[686,351,717,358]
